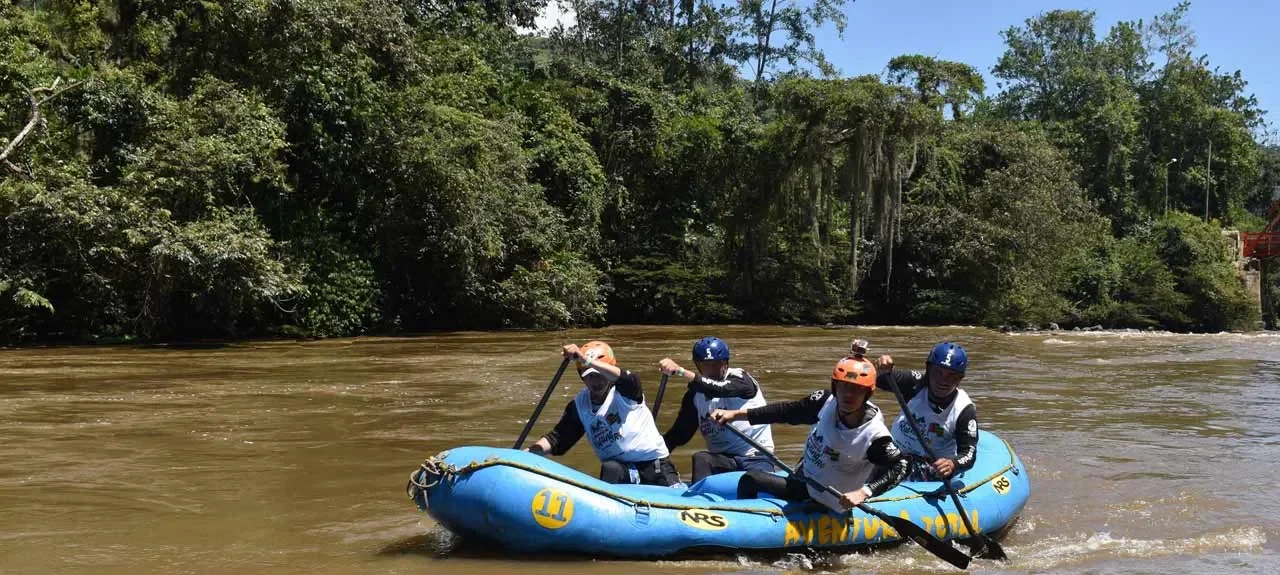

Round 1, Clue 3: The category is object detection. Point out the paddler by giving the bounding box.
[658,336,777,482]
[525,341,684,487]
[873,341,979,481]
[709,354,908,512]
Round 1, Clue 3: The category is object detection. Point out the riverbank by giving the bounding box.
[5,319,1275,351]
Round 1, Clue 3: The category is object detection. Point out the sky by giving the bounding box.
[528,0,1279,137]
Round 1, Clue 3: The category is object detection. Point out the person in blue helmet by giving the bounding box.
[873,341,979,481]
[657,336,776,482]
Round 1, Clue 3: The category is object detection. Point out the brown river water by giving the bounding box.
[2,325,1278,574]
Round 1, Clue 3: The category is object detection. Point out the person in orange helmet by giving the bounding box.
[709,356,908,512]
[527,341,683,487]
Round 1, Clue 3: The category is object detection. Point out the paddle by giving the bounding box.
[719,423,971,570]
[513,357,572,449]
[651,373,671,420]
[883,372,1008,561]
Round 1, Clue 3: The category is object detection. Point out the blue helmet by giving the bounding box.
[692,336,731,362]
[927,342,968,374]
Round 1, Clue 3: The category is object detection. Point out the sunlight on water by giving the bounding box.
[1011,528,1267,570]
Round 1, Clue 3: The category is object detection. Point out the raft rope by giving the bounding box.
[406,451,786,518]
[406,436,1021,518]
[870,438,1021,504]
[406,453,456,503]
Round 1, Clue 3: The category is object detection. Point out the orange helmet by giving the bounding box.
[831,356,876,391]
[578,341,616,377]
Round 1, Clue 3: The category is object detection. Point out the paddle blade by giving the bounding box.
[971,535,1008,561]
[880,513,972,570]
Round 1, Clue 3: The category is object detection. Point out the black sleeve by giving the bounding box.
[875,368,926,400]
[662,389,700,451]
[864,436,909,496]
[688,369,758,400]
[746,390,828,426]
[540,401,584,456]
[952,404,978,472]
[613,369,643,403]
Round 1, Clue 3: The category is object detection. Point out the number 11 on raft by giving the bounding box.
[531,488,574,529]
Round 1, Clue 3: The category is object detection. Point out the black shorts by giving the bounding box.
[600,457,684,487]
[690,450,777,483]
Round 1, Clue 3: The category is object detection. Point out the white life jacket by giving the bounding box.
[890,388,974,459]
[799,395,892,513]
[692,368,774,456]
[574,386,669,463]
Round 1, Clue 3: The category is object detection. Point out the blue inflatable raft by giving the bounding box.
[407,430,1029,558]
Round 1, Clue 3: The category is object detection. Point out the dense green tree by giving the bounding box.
[992,2,1265,232]
[0,0,1271,342]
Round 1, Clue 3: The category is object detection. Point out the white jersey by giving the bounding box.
[891,388,974,459]
[692,368,774,456]
[799,395,892,513]
[574,386,669,463]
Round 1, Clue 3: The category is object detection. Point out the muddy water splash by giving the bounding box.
[1,326,1276,574]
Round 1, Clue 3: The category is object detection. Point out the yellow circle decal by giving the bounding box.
[679,509,730,531]
[531,488,574,529]
[992,474,1012,495]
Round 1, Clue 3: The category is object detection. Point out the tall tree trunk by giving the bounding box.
[616,0,626,67]
[684,0,696,80]
[849,124,874,295]
[754,0,778,84]
[810,162,822,248]
[886,137,919,287]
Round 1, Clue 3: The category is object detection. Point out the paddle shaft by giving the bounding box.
[719,422,971,570]
[513,357,571,449]
[651,373,671,420]
[884,373,1007,560]
[719,423,889,519]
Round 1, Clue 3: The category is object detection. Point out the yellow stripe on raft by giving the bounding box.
[782,509,980,545]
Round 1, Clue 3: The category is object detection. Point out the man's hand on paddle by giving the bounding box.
[930,457,956,478]
[839,487,871,509]
[658,358,695,381]
[709,408,746,424]
[524,438,550,456]
[561,344,582,360]
[874,354,894,372]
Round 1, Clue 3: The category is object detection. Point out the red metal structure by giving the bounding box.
[1242,199,1280,259]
